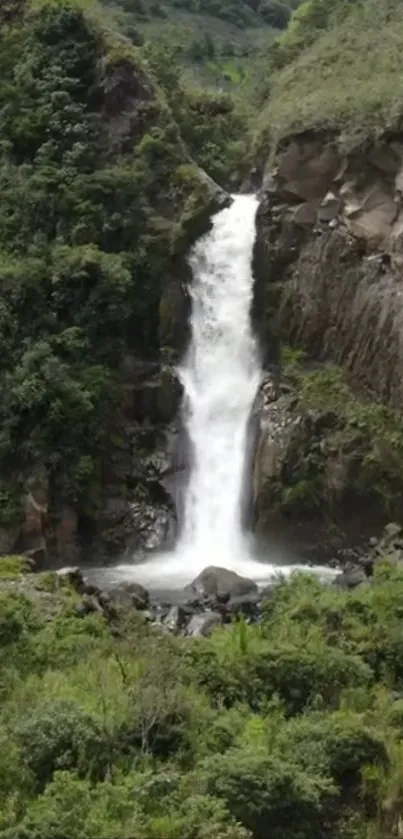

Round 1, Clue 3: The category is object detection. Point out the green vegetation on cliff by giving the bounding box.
[0,0,225,523]
[272,348,403,518]
[254,0,403,149]
[1,562,403,836]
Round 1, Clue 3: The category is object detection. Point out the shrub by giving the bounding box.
[275,713,389,796]
[0,556,32,578]
[0,592,39,647]
[15,700,111,790]
[196,748,336,839]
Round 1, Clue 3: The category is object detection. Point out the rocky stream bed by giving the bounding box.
[5,522,403,637]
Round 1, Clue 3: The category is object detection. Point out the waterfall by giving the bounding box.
[174,194,263,570]
[129,194,271,587]
[104,194,337,589]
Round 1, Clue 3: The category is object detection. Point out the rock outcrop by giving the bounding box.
[253,132,403,554]
[254,132,403,408]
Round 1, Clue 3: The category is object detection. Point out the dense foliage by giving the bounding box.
[0,0,221,522]
[1,561,403,836]
[142,42,248,184]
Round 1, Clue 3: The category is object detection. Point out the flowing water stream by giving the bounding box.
[94,195,336,589]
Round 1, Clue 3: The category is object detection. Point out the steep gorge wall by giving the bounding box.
[252,133,403,556]
[255,133,403,404]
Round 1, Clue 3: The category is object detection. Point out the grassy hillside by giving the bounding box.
[254,0,403,150]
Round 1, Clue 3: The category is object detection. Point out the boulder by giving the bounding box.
[334,564,367,590]
[56,566,85,593]
[228,592,261,619]
[75,594,105,618]
[163,604,187,633]
[318,191,341,222]
[368,522,403,567]
[293,202,317,226]
[277,139,340,202]
[187,566,258,599]
[110,581,150,610]
[186,611,222,637]
[23,547,46,570]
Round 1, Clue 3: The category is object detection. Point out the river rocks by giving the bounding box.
[56,566,86,592]
[186,611,222,637]
[163,604,188,632]
[186,566,258,598]
[228,592,261,619]
[334,564,368,590]
[109,581,150,610]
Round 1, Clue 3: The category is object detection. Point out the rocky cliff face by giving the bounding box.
[255,133,403,398]
[253,132,403,557]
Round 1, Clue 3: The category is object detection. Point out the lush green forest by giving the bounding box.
[0,0,243,535]
[1,559,403,837]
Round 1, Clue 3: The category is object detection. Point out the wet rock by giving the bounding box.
[186,611,222,637]
[334,564,367,589]
[187,566,258,598]
[159,279,190,358]
[23,547,47,570]
[216,591,231,605]
[110,581,150,610]
[101,497,174,558]
[228,592,261,619]
[75,593,105,617]
[56,566,85,593]
[163,605,187,633]
[123,364,182,426]
[54,506,79,565]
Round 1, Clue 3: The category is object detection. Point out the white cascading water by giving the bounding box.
[107,194,338,589]
[172,194,264,576]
